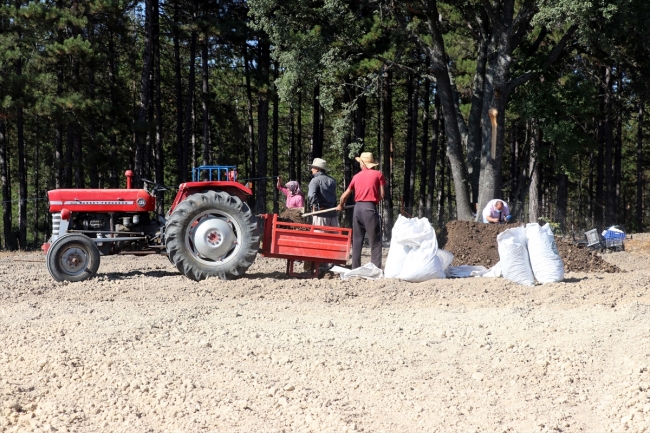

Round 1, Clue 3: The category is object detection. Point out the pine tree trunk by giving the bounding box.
[108,26,118,188]
[88,69,98,188]
[343,90,353,228]
[615,105,622,223]
[173,0,184,184]
[596,116,605,228]
[201,37,210,166]
[467,36,488,205]
[354,94,366,175]
[34,115,40,243]
[426,90,439,213]
[311,84,321,159]
[637,101,644,231]
[381,68,394,240]
[134,0,155,187]
[154,0,164,213]
[55,1,64,189]
[438,134,446,226]
[604,66,615,225]
[557,173,568,231]
[403,75,413,208]
[255,40,270,214]
[510,123,518,203]
[297,91,302,186]
[409,78,419,210]
[244,54,255,182]
[289,103,295,181]
[16,54,27,249]
[419,74,430,217]
[0,118,13,250]
[528,120,540,224]
[272,63,279,215]
[183,27,197,180]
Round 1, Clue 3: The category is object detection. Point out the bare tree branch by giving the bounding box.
[507,24,578,91]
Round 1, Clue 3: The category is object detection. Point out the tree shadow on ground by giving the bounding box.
[101,269,180,280]
[563,277,589,283]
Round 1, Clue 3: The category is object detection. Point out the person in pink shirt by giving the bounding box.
[277,177,305,209]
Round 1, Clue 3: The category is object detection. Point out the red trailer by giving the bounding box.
[259,214,352,278]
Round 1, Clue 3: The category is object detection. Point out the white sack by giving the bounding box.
[497,227,535,286]
[398,239,445,282]
[384,243,410,278]
[339,263,384,280]
[525,223,564,284]
[391,215,435,248]
[436,249,454,270]
[446,265,488,278]
[482,261,502,278]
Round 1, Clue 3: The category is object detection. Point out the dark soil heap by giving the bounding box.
[439,220,621,273]
[278,208,305,224]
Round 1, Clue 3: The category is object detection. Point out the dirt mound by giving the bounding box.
[278,208,305,223]
[440,220,621,273]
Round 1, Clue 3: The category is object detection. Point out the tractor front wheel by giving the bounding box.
[46,234,101,282]
[165,191,259,281]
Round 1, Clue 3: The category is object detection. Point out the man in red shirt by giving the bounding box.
[337,152,386,269]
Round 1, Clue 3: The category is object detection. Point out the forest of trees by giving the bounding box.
[1,0,650,250]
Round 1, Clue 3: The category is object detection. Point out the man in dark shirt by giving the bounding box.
[307,158,338,227]
[337,152,386,269]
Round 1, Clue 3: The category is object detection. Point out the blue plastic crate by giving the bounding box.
[603,230,625,240]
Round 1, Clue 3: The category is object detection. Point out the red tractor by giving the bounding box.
[42,166,259,282]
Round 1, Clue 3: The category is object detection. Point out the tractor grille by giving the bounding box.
[51,213,61,240]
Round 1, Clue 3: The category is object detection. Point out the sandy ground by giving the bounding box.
[1,243,649,433]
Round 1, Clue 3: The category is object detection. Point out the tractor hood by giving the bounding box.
[48,189,156,213]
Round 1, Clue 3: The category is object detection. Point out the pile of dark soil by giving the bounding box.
[278,208,305,224]
[439,220,621,273]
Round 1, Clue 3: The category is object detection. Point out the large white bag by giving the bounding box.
[391,215,435,248]
[497,227,535,286]
[398,239,445,282]
[384,242,410,278]
[525,223,564,283]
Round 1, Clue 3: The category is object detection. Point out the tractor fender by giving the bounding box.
[168,181,252,214]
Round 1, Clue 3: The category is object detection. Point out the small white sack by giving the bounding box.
[436,249,454,271]
[525,223,564,284]
[339,263,384,280]
[398,239,445,282]
[497,227,535,286]
[482,261,502,278]
[446,265,489,278]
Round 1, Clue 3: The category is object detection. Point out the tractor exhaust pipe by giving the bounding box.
[125,170,134,189]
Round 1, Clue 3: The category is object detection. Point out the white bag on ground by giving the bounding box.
[398,239,445,282]
[497,227,535,286]
[446,265,488,278]
[525,223,564,283]
[482,261,502,278]
[337,263,383,280]
[436,249,454,271]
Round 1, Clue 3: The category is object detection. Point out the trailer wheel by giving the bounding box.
[46,234,101,282]
[165,191,259,281]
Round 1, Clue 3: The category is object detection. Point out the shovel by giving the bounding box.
[302,205,354,217]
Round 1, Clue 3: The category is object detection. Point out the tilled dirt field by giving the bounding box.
[1,243,650,433]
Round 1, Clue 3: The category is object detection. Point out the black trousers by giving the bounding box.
[352,202,382,269]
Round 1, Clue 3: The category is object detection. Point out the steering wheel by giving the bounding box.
[141,178,175,193]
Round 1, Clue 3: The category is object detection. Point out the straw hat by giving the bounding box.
[355,152,379,168]
[310,158,329,172]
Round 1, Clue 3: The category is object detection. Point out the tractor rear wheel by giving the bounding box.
[46,234,101,282]
[165,191,259,281]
